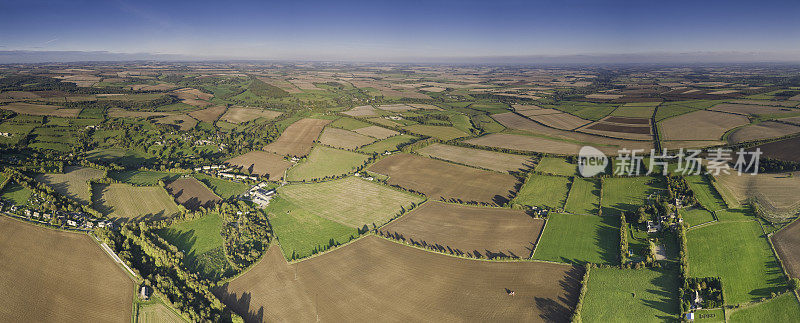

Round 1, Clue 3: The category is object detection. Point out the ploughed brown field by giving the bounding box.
[416,143,534,172]
[264,118,331,157]
[751,136,800,162]
[368,153,518,205]
[0,217,134,322]
[165,177,221,210]
[216,236,581,322]
[604,116,650,125]
[771,219,800,279]
[585,122,651,134]
[188,105,227,122]
[225,150,292,180]
[0,102,81,117]
[380,201,544,259]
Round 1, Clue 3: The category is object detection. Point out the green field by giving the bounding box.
[716,207,754,222]
[693,308,724,322]
[156,212,230,276]
[92,183,181,219]
[192,173,250,199]
[544,101,617,121]
[533,213,619,265]
[403,124,468,140]
[686,175,727,212]
[535,157,577,176]
[278,177,425,228]
[0,182,31,205]
[729,292,800,322]
[86,148,153,167]
[564,178,601,215]
[109,170,182,186]
[679,207,716,227]
[582,267,680,322]
[357,134,418,154]
[286,146,370,181]
[687,221,787,305]
[267,196,359,260]
[601,177,665,216]
[514,174,571,209]
[329,117,371,130]
[136,296,186,323]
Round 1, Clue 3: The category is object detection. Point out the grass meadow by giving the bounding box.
[514,174,571,209]
[582,267,680,322]
[565,178,601,215]
[533,213,619,265]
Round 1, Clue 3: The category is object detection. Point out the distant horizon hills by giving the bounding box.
[1,49,799,65]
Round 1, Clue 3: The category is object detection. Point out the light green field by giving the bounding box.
[109,170,182,186]
[156,212,230,276]
[403,124,468,140]
[601,177,665,216]
[286,146,370,181]
[357,134,418,154]
[514,174,571,209]
[692,308,725,322]
[565,178,601,215]
[329,116,371,130]
[278,177,425,228]
[192,173,250,199]
[535,157,577,176]
[136,295,186,323]
[0,182,31,205]
[729,292,800,322]
[679,207,715,227]
[268,196,359,260]
[92,183,181,219]
[716,207,754,222]
[34,166,105,204]
[582,267,680,322]
[687,221,787,305]
[533,213,619,265]
[686,175,727,212]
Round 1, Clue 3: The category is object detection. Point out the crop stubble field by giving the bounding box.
[93,183,181,219]
[34,166,105,204]
[164,177,221,210]
[264,118,331,157]
[416,143,533,172]
[224,150,292,179]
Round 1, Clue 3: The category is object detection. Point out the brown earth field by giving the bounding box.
[352,125,399,139]
[264,118,331,157]
[318,127,376,150]
[491,112,652,153]
[173,87,213,101]
[165,177,221,210]
[380,201,544,259]
[220,107,282,124]
[216,236,581,322]
[585,122,651,134]
[751,136,800,162]
[416,143,534,172]
[0,217,133,323]
[727,121,800,144]
[709,103,799,116]
[528,112,591,130]
[0,102,81,117]
[368,153,518,205]
[604,116,650,125]
[659,110,749,141]
[107,108,174,118]
[225,150,292,180]
[188,105,227,123]
[771,219,800,279]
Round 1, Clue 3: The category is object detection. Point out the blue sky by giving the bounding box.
[1,0,799,61]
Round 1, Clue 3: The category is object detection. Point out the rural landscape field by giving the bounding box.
[2,1,800,322]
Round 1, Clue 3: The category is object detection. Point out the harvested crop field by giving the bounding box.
[528,112,591,130]
[352,125,399,139]
[368,153,518,205]
[585,122,651,134]
[34,166,105,204]
[165,177,221,210]
[264,118,331,157]
[318,127,376,149]
[376,104,415,112]
[659,110,749,141]
[187,105,226,122]
[342,105,378,117]
[465,133,584,155]
[107,108,173,118]
[416,143,534,172]
[772,219,800,278]
[217,236,581,322]
[0,217,133,322]
[727,121,800,144]
[713,172,800,215]
[380,201,544,259]
[0,102,80,117]
[751,136,800,162]
[155,114,198,131]
[92,183,181,219]
[219,107,282,124]
[610,106,655,118]
[225,150,292,180]
[279,177,424,227]
[709,103,799,116]
[604,116,650,125]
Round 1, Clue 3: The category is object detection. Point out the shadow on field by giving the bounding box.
[642,269,680,320]
[214,288,265,323]
[536,265,584,322]
[379,230,524,259]
[596,215,620,265]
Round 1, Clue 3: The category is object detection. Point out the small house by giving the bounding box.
[685,312,694,321]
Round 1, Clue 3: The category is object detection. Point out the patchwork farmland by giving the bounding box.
[165,176,221,210]
[225,150,292,179]
[34,166,105,204]
[264,118,331,157]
